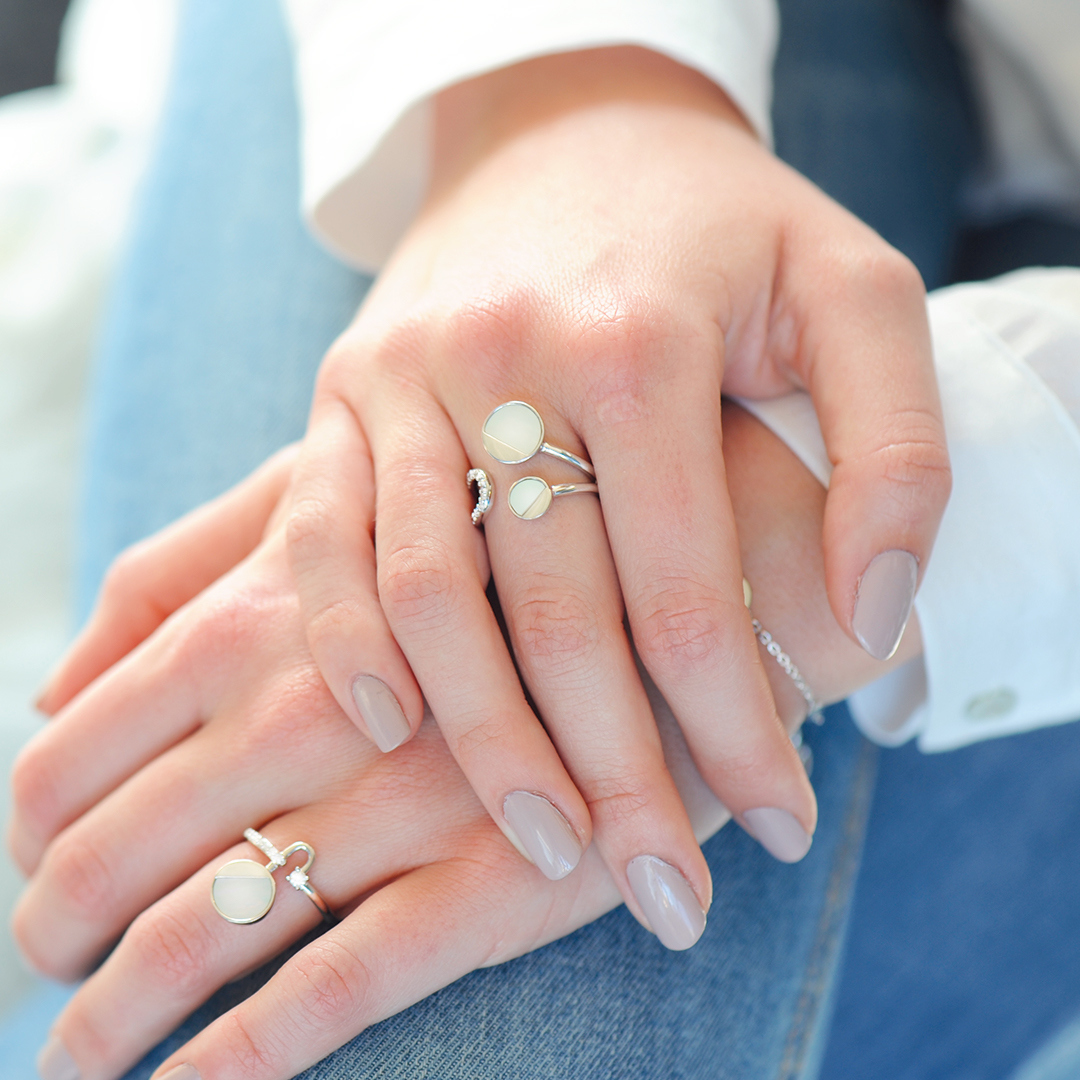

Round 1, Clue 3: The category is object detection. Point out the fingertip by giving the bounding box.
[851,549,918,661]
[739,806,813,864]
[350,675,414,752]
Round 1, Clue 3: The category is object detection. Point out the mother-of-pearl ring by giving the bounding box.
[508,476,599,520]
[211,828,337,926]
[482,401,594,478]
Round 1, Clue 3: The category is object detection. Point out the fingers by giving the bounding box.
[36,445,298,716]
[39,773,536,1080]
[12,682,350,980]
[9,623,207,874]
[146,851,595,1080]
[783,215,951,661]
[286,397,424,752]
[361,385,592,880]
[475,409,712,938]
[578,345,818,862]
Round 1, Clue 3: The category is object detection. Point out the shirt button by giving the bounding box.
[965,688,1018,721]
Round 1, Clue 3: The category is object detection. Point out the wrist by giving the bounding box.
[428,45,755,205]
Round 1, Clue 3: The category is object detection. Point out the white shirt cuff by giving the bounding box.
[282,0,779,271]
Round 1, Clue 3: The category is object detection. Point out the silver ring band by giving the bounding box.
[482,401,594,478]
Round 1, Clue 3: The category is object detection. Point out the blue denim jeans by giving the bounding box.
[7,0,1080,1077]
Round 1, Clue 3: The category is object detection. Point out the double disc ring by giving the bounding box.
[476,401,598,522]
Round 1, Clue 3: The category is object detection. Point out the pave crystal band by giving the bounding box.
[210,828,337,926]
[742,578,824,724]
[467,468,493,525]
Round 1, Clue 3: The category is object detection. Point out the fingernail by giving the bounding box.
[741,807,813,863]
[503,791,582,880]
[351,675,411,752]
[156,1066,201,1080]
[626,855,706,950]
[852,549,918,661]
[37,1037,79,1080]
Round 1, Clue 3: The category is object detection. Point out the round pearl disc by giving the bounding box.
[508,476,553,519]
[212,859,276,924]
[482,401,544,464]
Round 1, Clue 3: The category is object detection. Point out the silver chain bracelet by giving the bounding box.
[750,618,824,724]
[742,578,824,725]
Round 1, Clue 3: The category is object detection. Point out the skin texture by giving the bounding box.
[276,46,949,916]
[11,404,922,1080]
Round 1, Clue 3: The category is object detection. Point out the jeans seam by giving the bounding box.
[775,735,879,1080]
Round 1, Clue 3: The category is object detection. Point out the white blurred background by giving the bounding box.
[0,0,177,1028]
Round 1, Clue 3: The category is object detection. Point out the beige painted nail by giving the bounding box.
[852,550,918,661]
[503,791,582,880]
[741,807,813,863]
[351,675,410,752]
[37,1037,79,1080]
[155,1066,201,1080]
[626,855,706,950]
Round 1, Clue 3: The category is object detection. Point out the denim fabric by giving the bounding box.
[55,0,1080,1078]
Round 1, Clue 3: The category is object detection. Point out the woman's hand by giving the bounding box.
[282,47,948,910]
[13,403,921,1080]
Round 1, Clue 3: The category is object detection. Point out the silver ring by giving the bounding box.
[482,401,594,478]
[211,828,338,926]
[467,468,493,525]
[508,476,599,520]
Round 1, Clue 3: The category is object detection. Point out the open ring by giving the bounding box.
[482,401,594,478]
[508,476,599,520]
[467,468,493,525]
[211,828,338,926]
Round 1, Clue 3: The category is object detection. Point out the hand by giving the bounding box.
[282,47,948,913]
[14,403,921,1080]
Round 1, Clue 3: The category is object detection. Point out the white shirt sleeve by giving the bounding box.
[280,0,779,272]
[737,268,1080,752]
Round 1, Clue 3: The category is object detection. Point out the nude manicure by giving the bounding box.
[852,549,918,661]
[503,791,582,880]
[741,807,813,863]
[351,675,410,752]
[156,1066,201,1080]
[626,855,706,950]
[37,1037,79,1080]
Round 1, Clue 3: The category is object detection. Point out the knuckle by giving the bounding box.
[288,938,372,1032]
[127,905,211,997]
[43,833,118,924]
[217,1009,291,1078]
[99,544,151,607]
[861,418,953,521]
[512,587,599,676]
[378,542,460,630]
[578,302,682,427]
[634,588,731,680]
[449,710,515,760]
[441,292,543,394]
[285,494,334,569]
[10,741,63,847]
[584,771,654,832]
[303,594,368,657]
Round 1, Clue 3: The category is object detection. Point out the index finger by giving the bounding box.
[784,217,950,662]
